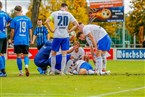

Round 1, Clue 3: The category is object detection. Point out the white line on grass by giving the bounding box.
[90,86,145,97]
[0,93,74,96]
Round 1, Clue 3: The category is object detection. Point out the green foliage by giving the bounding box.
[126,0,145,43]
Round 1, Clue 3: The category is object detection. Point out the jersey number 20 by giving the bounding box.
[58,16,68,26]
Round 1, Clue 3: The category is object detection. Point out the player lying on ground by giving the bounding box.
[69,60,110,75]
[34,40,73,75]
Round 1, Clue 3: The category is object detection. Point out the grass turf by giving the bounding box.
[0,60,145,97]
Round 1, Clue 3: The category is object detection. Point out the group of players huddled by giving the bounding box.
[0,2,111,77]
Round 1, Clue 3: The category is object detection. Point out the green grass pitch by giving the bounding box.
[0,60,145,97]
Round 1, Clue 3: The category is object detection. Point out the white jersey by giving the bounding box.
[50,10,76,38]
[83,24,107,43]
[69,47,85,60]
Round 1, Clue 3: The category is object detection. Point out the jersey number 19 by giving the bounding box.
[20,21,26,33]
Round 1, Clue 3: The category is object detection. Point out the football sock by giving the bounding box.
[2,56,5,68]
[64,59,73,73]
[17,58,22,70]
[87,70,95,75]
[0,56,4,70]
[24,56,29,68]
[95,56,103,73]
[55,69,60,74]
[51,56,56,72]
[102,54,107,71]
[1,69,6,74]
[61,55,66,73]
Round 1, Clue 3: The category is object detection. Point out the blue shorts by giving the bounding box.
[34,59,50,68]
[79,62,93,71]
[97,35,111,51]
[49,54,71,70]
[52,38,70,52]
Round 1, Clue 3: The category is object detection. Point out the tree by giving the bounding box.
[31,0,42,31]
[126,0,145,44]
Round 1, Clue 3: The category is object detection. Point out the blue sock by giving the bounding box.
[2,56,5,68]
[0,56,4,70]
[24,56,29,65]
[17,58,22,70]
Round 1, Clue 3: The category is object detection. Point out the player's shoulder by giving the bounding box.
[0,10,7,15]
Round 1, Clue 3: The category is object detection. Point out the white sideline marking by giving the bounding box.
[90,86,145,97]
[0,93,72,96]
[0,86,145,97]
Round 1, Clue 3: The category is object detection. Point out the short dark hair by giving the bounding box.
[14,5,22,11]
[77,32,83,38]
[0,1,2,8]
[37,19,42,21]
[61,3,68,7]
[79,22,83,25]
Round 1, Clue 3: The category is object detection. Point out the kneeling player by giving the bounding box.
[34,41,73,75]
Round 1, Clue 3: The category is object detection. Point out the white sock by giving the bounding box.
[102,54,107,70]
[55,69,60,74]
[51,56,56,72]
[95,56,103,73]
[64,59,73,73]
[73,70,78,74]
[20,70,23,74]
[87,70,95,75]
[61,55,66,72]
[25,65,28,68]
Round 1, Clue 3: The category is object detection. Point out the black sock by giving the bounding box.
[1,69,6,74]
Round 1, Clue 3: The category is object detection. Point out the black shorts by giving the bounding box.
[0,38,7,53]
[37,44,44,50]
[14,45,29,54]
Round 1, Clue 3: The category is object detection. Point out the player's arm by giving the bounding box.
[29,29,33,44]
[67,47,74,54]
[68,21,78,33]
[87,33,97,49]
[32,35,37,44]
[90,45,96,64]
[45,16,54,33]
[9,29,14,43]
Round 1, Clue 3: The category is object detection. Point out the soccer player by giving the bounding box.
[34,41,73,75]
[32,19,49,50]
[9,6,33,76]
[67,41,89,62]
[77,23,111,75]
[0,1,12,77]
[70,60,110,75]
[45,3,78,75]
[70,60,96,75]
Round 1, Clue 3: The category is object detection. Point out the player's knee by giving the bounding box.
[79,69,87,75]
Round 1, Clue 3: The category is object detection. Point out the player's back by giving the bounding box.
[0,10,11,38]
[10,16,32,45]
[51,10,76,38]
[84,24,107,42]
[34,41,52,64]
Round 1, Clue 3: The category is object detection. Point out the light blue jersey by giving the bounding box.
[0,10,12,38]
[10,16,32,45]
[34,26,48,46]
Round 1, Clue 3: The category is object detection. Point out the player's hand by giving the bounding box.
[31,41,34,45]
[92,56,96,64]
[8,39,13,43]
